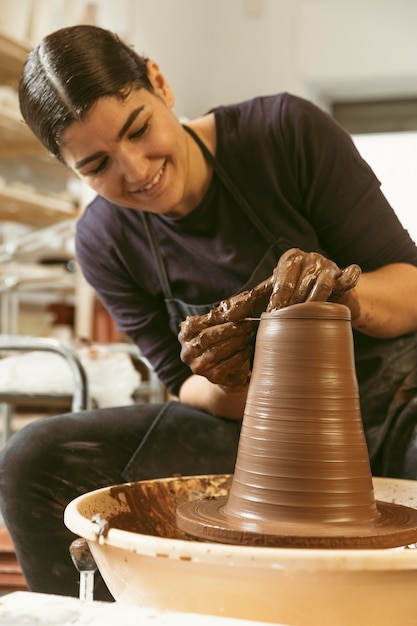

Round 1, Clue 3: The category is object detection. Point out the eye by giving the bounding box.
[129,120,150,140]
[88,157,109,176]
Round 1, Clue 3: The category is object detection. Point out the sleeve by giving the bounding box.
[75,205,191,396]
[278,94,417,271]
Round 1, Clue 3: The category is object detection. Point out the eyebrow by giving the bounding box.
[74,105,145,170]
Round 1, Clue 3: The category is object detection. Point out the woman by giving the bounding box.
[1,24,417,600]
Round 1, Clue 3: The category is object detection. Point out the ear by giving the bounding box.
[146,60,175,107]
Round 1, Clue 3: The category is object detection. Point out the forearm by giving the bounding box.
[179,374,248,420]
[338,263,417,338]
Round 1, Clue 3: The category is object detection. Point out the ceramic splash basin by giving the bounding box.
[64,474,417,626]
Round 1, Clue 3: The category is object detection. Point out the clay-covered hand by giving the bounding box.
[178,249,360,386]
[178,276,274,387]
[266,248,361,311]
[179,317,254,387]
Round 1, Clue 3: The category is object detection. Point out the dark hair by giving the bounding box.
[19,24,151,160]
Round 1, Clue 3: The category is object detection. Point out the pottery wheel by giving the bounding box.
[176,496,417,549]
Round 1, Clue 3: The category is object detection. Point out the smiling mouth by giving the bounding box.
[138,163,165,192]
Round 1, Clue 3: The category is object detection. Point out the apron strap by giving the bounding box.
[183,125,279,249]
[141,212,173,299]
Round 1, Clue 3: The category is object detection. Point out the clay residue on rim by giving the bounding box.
[106,475,232,539]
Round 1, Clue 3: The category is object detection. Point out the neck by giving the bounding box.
[173,116,215,217]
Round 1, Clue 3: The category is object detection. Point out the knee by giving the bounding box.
[0,416,64,496]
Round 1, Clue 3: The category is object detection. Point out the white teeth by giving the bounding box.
[140,165,164,191]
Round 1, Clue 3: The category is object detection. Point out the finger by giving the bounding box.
[267,248,304,311]
[331,264,362,299]
[198,321,253,352]
[181,339,252,375]
[179,312,213,340]
[178,313,237,344]
[179,276,274,339]
[179,279,270,340]
[290,255,322,303]
[203,346,253,387]
[217,276,274,322]
[180,321,253,365]
[180,320,253,353]
[306,266,341,302]
[190,343,252,382]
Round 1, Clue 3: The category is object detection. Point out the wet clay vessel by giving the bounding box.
[177,302,417,548]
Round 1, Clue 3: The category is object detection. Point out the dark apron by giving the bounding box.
[141,125,417,480]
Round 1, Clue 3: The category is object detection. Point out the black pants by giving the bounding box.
[0,401,241,601]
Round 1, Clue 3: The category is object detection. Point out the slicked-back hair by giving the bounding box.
[19,24,151,161]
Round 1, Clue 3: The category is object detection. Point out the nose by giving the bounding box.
[118,144,149,184]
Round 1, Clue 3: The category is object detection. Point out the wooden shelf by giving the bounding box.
[0,103,74,183]
[0,33,30,87]
[0,186,79,225]
[0,32,84,338]
[0,35,80,223]
[0,104,44,157]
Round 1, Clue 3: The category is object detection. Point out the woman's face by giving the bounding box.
[60,63,204,218]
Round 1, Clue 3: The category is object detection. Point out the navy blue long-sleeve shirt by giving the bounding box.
[76,93,417,396]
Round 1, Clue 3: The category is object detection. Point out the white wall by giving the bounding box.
[202,0,306,112]
[127,0,216,119]
[353,132,417,244]
[125,0,417,117]
[1,0,417,116]
[295,0,417,108]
